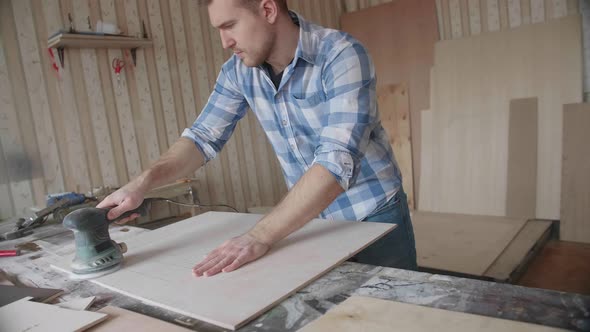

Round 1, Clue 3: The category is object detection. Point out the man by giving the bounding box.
[97,0,417,277]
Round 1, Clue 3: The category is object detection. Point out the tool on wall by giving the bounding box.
[1,192,90,241]
[112,57,125,89]
[47,48,61,80]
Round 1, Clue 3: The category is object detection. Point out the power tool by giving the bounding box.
[62,193,239,279]
[2,192,90,241]
[62,198,154,279]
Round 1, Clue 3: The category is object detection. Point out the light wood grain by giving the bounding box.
[560,103,590,243]
[426,15,582,218]
[484,219,551,280]
[299,296,568,331]
[0,27,33,217]
[341,0,438,206]
[412,211,528,275]
[377,84,414,209]
[53,212,395,330]
[12,0,65,195]
[89,306,192,331]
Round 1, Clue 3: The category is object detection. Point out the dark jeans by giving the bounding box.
[349,189,418,270]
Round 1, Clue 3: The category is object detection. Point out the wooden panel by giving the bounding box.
[89,306,192,331]
[52,212,395,330]
[41,0,93,193]
[299,296,568,331]
[377,84,414,209]
[88,0,129,186]
[341,0,438,206]
[418,110,433,210]
[427,16,582,218]
[0,27,33,217]
[0,285,63,306]
[0,298,108,332]
[505,98,537,219]
[47,33,153,48]
[484,219,551,281]
[56,296,96,311]
[101,0,143,180]
[531,0,546,23]
[412,211,528,275]
[507,0,522,27]
[468,0,482,34]
[560,103,590,243]
[11,0,65,195]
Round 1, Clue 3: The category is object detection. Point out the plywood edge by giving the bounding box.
[483,219,552,281]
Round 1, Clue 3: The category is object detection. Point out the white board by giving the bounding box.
[52,212,395,330]
[0,298,107,332]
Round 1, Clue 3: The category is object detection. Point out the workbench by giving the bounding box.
[1,222,588,331]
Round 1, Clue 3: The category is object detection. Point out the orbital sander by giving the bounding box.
[62,198,154,279]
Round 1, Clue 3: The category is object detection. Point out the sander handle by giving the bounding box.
[108,198,154,223]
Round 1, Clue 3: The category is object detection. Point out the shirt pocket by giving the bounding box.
[291,91,326,109]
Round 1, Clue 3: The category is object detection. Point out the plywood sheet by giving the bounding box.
[412,211,527,275]
[299,296,568,331]
[0,298,107,332]
[0,285,64,307]
[378,83,414,209]
[418,109,433,210]
[56,296,96,311]
[505,98,538,218]
[341,0,439,205]
[52,212,394,330]
[88,306,191,331]
[560,103,590,243]
[484,219,551,280]
[426,15,582,218]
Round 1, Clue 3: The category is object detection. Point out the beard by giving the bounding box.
[238,30,275,67]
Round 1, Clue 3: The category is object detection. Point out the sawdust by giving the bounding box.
[15,242,41,252]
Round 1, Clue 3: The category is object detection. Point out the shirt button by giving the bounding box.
[282,119,287,126]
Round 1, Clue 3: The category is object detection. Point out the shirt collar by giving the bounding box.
[289,11,317,65]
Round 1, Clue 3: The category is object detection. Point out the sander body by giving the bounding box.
[63,199,152,278]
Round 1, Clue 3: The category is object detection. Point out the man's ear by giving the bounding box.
[260,0,278,24]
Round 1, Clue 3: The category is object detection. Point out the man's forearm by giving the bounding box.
[249,164,344,245]
[133,137,205,193]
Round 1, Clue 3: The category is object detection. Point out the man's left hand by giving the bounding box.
[192,233,270,277]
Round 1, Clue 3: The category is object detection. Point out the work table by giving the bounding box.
[0,222,588,331]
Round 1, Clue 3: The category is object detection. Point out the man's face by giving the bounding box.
[208,0,275,67]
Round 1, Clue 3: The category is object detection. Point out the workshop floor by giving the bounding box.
[517,240,590,295]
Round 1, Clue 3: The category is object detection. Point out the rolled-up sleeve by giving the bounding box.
[182,60,249,162]
[312,42,377,190]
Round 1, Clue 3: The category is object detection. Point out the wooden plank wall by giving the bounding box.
[0,0,582,220]
[0,0,389,219]
[435,0,579,40]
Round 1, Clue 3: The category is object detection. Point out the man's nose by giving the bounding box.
[220,31,235,49]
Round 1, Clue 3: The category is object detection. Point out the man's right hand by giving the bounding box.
[96,182,147,224]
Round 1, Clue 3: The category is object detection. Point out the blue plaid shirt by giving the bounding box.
[182,12,402,221]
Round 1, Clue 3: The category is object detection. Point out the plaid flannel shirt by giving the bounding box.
[182,12,402,221]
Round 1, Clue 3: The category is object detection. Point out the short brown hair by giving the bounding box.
[201,0,288,13]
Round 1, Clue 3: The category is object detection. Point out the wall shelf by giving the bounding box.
[47,32,153,67]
